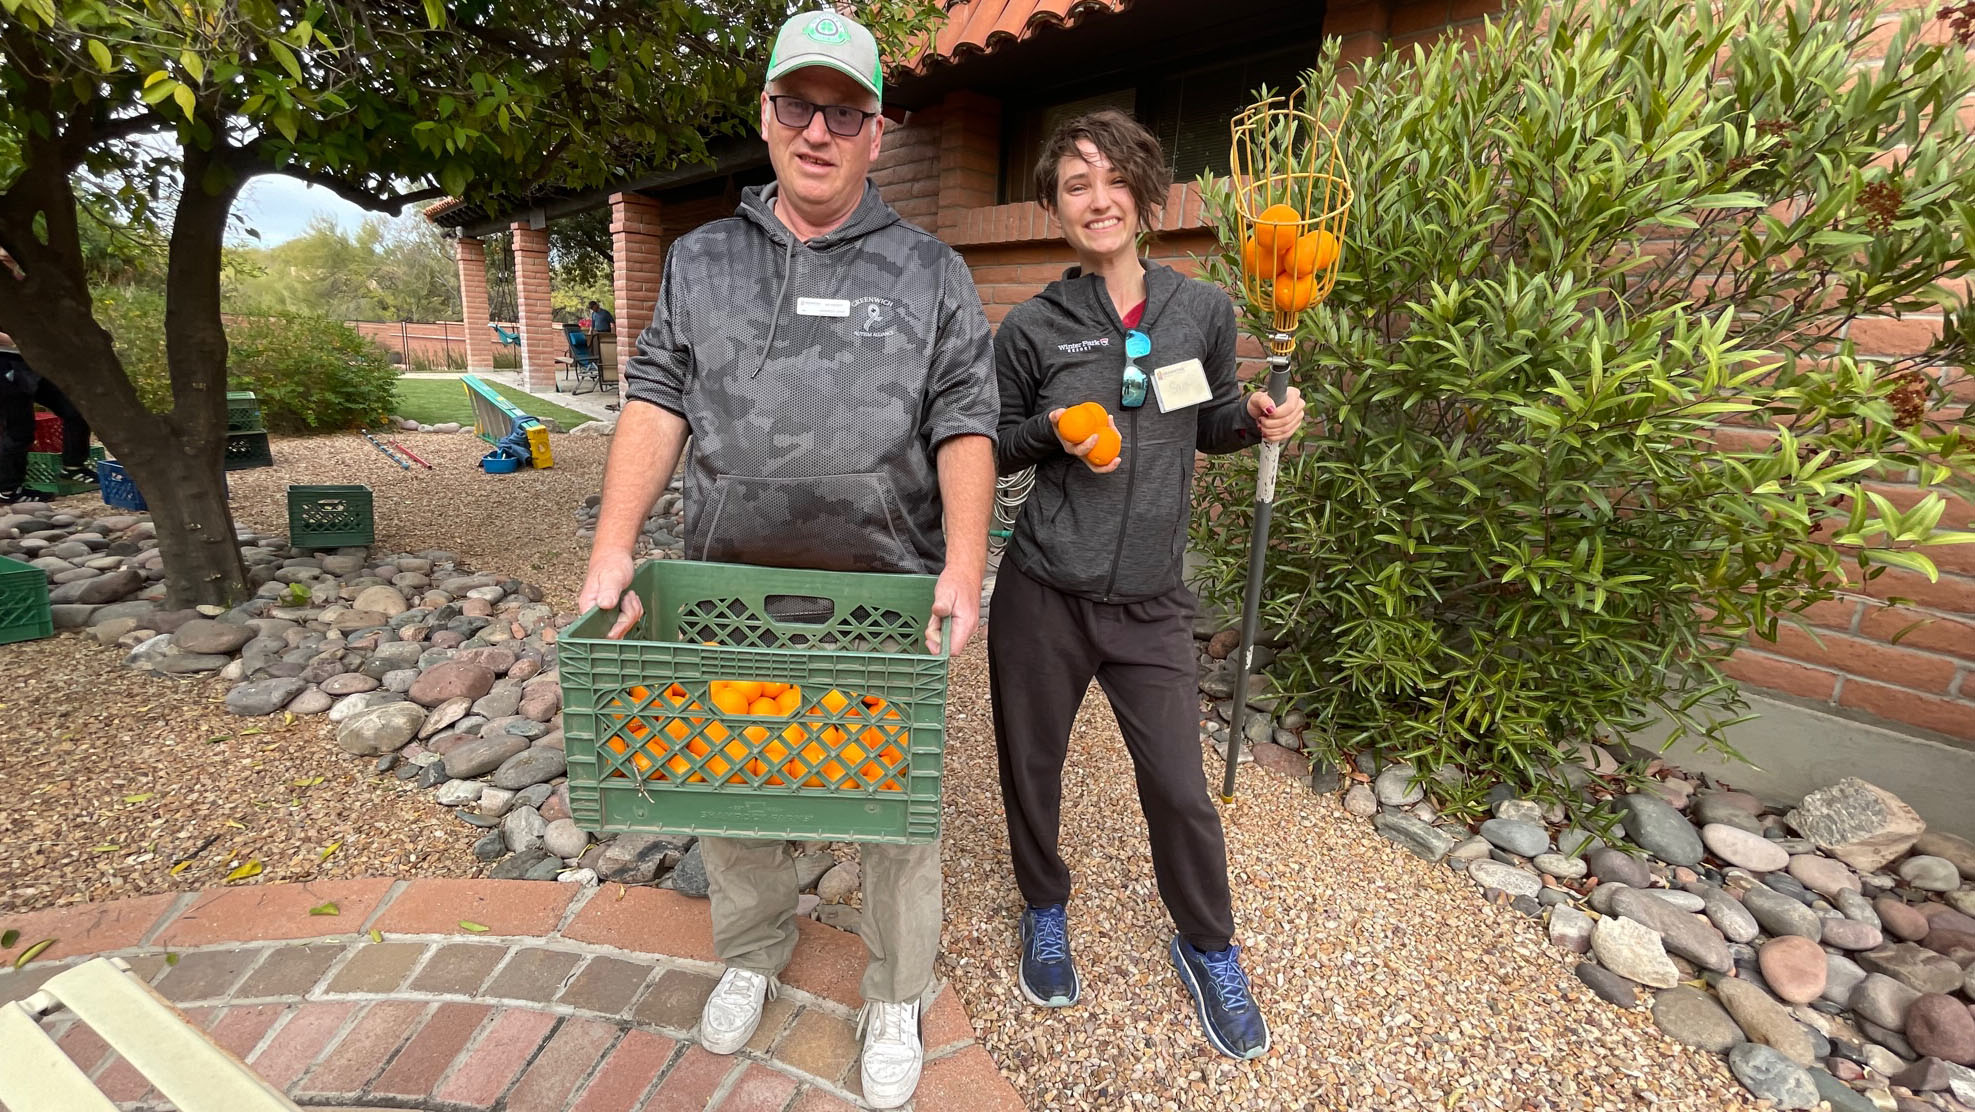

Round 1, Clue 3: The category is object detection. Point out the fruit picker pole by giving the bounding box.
[1218,92,1351,804]
[388,437,435,470]
[358,428,411,470]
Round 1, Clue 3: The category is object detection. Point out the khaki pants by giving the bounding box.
[701,836,942,1004]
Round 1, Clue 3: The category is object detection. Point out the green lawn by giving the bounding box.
[391,377,596,430]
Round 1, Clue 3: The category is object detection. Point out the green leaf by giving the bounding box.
[124,793,153,804]
[225,860,263,883]
[458,920,489,933]
[172,83,195,119]
[164,951,179,966]
[422,0,447,28]
[86,39,112,72]
[179,50,204,84]
[13,938,54,970]
[318,841,341,862]
[1,929,18,949]
[308,902,339,916]
[367,929,383,943]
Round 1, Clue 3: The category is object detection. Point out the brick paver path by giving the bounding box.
[0,879,1025,1112]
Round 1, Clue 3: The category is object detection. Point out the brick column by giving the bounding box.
[455,237,495,374]
[510,223,559,393]
[936,91,1001,240]
[609,192,664,381]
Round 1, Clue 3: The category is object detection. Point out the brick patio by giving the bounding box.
[0,879,1026,1112]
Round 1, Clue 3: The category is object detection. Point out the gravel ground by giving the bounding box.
[0,634,485,916]
[221,430,613,609]
[5,432,1762,1108]
[935,645,1762,1112]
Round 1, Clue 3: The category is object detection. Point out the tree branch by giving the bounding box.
[233,153,448,213]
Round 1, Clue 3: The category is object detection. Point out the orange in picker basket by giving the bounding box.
[1251,203,1302,258]
[608,679,912,792]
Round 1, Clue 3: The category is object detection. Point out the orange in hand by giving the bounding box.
[1055,401,1108,447]
[1087,426,1122,467]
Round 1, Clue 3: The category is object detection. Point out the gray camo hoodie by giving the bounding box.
[623,181,998,575]
[994,260,1259,603]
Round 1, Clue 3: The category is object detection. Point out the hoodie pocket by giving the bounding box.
[697,472,923,573]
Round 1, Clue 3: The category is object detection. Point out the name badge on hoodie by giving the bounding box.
[796,297,850,318]
[1151,358,1212,412]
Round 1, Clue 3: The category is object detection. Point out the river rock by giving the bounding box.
[490,746,566,791]
[1857,942,1965,995]
[1819,918,1884,951]
[353,585,409,616]
[1373,764,1423,807]
[1533,853,1587,880]
[1851,972,1921,1030]
[501,806,546,855]
[434,779,484,807]
[1898,855,1961,892]
[1575,961,1640,1007]
[1822,952,1869,1008]
[1744,884,1823,940]
[669,841,709,898]
[1786,779,1926,872]
[1758,936,1830,1004]
[1372,813,1455,861]
[1705,887,1762,943]
[543,819,589,860]
[1466,859,1541,899]
[1726,1043,1820,1109]
[1653,985,1746,1052]
[288,687,334,715]
[1912,831,1975,878]
[817,861,861,904]
[327,690,404,723]
[1869,898,1927,941]
[1906,995,1975,1065]
[336,701,426,755]
[1342,784,1378,817]
[1549,906,1593,954]
[1704,824,1789,872]
[1717,977,1817,1066]
[598,833,688,884]
[224,677,306,716]
[1786,853,1858,898]
[1588,848,1652,888]
[408,661,497,707]
[1592,915,1679,988]
[48,567,142,605]
[1478,818,1549,858]
[1612,887,1731,972]
[418,696,473,739]
[1622,793,1703,866]
[442,734,530,779]
[173,618,255,655]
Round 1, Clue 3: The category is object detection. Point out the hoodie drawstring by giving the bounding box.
[751,232,798,378]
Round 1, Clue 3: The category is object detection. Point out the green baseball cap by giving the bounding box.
[767,9,883,102]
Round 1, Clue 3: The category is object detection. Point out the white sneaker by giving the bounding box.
[699,967,774,1055]
[858,998,923,1110]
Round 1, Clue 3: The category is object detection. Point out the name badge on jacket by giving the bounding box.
[1151,358,1213,412]
[796,297,850,318]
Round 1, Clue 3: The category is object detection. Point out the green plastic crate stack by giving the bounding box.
[224,431,273,471]
[226,390,264,433]
[287,484,374,549]
[558,560,950,845]
[23,445,108,496]
[0,554,54,645]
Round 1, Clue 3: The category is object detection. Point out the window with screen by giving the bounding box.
[1001,42,1317,205]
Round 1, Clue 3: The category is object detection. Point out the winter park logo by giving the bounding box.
[1057,337,1111,354]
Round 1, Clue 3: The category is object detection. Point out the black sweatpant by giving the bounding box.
[0,358,90,492]
[987,558,1236,951]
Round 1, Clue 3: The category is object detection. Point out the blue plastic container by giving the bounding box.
[97,460,146,511]
[481,449,523,474]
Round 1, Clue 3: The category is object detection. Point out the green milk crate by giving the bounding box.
[287,484,374,549]
[224,431,273,471]
[0,555,54,645]
[559,560,949,844]
[23,446,107,496]
[226,391,264,433]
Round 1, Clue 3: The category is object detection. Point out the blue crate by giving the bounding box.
[96,460,146,511]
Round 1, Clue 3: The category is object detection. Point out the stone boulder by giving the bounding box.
[1785,778,1925,871]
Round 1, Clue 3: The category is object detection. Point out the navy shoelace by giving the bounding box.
[1199,946,1253,1012]
[1029,908,1069,963]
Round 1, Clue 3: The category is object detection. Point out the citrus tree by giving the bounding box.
[0,0,942,606]
[1193,0,1975,816]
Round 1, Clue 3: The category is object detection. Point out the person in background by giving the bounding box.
[986,109,1304,1061]
[587,299,615,334]
[574,10,997,1109]
[0,321,96,505]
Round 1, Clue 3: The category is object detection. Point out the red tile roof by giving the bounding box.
[894,0,1132,78]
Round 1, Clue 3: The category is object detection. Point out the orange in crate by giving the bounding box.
[623,678,910,791]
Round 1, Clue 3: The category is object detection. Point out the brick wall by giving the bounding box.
[509,224,559,393]
[610,193,663,379]
[456,238,495,373]
[871,106,942,232]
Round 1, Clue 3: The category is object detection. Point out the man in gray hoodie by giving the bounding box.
[575,10,997,1108]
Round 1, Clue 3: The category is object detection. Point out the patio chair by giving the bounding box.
[557,324,604,395]
[0,956,301,1111]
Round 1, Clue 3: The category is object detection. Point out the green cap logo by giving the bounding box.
[805,15,850,44]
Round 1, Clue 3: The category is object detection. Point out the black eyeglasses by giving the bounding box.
[1122,330,1151,409]
[768,95,877,138]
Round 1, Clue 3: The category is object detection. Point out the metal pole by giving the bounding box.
[1218,326,1293,803]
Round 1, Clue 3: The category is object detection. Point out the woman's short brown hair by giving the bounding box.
[1032,109,1171,235]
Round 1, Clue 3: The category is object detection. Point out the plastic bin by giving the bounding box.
[559,560,948,844]
[226,391,264,433]
[96,460,146,511]
[31,411,62,453]
[223,431,273,471]
[0,554,54,645]
[287,484,374,549]
[23,446,107,496]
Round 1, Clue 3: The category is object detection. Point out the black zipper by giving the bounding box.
[1100,402,1141,602]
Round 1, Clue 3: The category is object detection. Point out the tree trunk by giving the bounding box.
[0,143,253,608]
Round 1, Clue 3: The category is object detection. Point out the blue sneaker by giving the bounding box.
[1169,936,1270,1060]
[1018,903,1079,1007]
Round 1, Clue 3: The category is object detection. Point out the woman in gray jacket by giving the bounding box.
[988,109,1303,1061]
